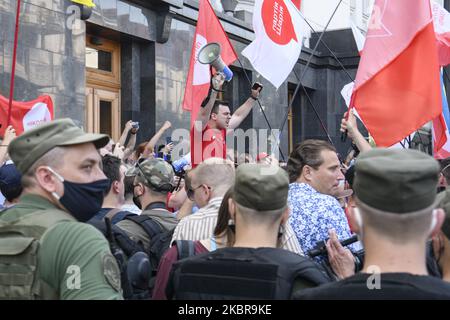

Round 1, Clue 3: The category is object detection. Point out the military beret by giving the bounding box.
[354,148,440,213]
[234,164,289,211]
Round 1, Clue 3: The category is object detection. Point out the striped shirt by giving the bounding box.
[171,197,304,255]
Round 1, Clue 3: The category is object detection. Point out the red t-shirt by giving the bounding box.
[191,123,226,168]
[152,241,208,300]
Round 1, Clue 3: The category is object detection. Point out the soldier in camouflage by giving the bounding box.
[117,158,179,251]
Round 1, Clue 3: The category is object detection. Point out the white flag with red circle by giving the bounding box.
[242,0,306,89]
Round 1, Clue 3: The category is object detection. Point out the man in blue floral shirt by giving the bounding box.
[286,140,356,257]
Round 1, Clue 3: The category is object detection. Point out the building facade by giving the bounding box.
[1,0,444,158]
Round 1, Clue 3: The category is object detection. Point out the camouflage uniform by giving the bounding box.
[117,158,179,251]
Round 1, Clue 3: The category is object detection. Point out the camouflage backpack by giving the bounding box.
[0,209,72,299]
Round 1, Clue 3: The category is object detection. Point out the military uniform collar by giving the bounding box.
[18,193,61,211]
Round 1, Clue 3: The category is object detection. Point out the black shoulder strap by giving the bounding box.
[174,240,196,260]
[104,208,122,221]
[124,215,164,239]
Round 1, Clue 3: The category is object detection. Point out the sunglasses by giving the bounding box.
[187,184,211,200]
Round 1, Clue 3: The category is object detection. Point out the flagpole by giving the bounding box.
[291,2,355,83]
[293,69,334,146]
[278,0,344,148]
[235,58,286,161]
[7,0,22,127]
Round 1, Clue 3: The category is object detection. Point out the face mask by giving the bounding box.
[47,167,109,222]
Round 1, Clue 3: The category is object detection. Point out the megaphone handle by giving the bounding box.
[210,68,225,93]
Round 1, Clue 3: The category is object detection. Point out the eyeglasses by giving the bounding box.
[187,184,211,200]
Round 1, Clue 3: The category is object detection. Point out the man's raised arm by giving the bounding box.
[194,73,225,131]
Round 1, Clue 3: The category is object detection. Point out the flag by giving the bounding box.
[350,21,365,54]
[182,0,237,125]
[433,70,450,159]
[0,94,53,136]
[242,0,306,89]
[431,1,450,66]
[351,0,442,147]
[292,0,301,10]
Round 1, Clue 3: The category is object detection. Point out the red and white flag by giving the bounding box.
[182,0,237,125]
[431,1,450,66]
[0,94,53,136]
[242,0,306,89]
[350,0,442,147]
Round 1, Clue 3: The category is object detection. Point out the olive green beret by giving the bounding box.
[8,118,109,174]
[234,164,289,211]
[354,148,440,213]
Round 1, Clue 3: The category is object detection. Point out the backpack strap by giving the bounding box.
[104,208,122,221]
[124,215,164,239]
[174,240,196,260]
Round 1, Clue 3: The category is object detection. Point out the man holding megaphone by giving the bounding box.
[190,64,262,168]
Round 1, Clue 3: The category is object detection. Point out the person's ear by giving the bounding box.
[430,209,445,238]
[302,165,313,182]
[35,166,60,194]
[134,183,144,197]
[112,180,120,194]
[348,205,362,235]
[228,198,236,221]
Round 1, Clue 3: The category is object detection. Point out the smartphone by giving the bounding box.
[132,122,139,129]
[166,136,172,145]
[252,82,263,92]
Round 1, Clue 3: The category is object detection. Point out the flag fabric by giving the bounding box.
[0,94,53,136]
[431,1,450,66]
[242,0,306,89]
[433,71,450,159]
[350,21,365,54]
[292,0,301,10]
[182,0,237,125]
[351,0,442,147]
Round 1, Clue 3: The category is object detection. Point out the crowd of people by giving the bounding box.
[1,72,450,300]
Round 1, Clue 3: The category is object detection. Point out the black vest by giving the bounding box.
[167,247,331,300]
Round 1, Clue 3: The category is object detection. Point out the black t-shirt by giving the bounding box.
[293,272,450,300]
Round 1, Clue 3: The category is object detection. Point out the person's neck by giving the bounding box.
[141,196,166,210]
[233,226,279,249]
[102,193,123,209]
[361,232,429,275]
[207,120,220,130]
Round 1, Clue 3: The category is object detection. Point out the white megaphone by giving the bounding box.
[198,42,233,81]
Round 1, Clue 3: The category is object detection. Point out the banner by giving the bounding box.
[0,94,53,136]
[242,0,306,89]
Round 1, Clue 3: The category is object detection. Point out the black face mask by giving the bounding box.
[48,167,110,222]
[133,195,142,210]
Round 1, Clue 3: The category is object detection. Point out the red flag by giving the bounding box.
[0,94,53,136]
[351,0,442,147]
[182,0,237,125]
